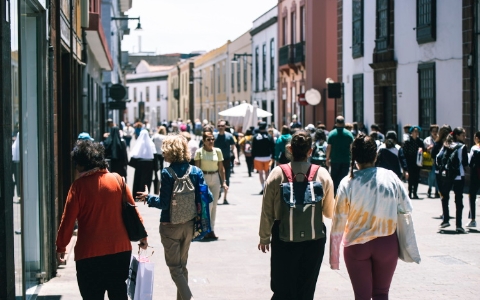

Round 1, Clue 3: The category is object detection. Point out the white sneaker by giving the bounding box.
[456,227,467,234]
[466,220,477,228]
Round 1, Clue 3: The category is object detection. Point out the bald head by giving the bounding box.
[335,116,345,127]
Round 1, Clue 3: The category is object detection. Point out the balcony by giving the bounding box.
[85,1,113,70]
[293,41,305,65]
[279,44,293,67]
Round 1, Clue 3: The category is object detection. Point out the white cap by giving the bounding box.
[305,124,315,131]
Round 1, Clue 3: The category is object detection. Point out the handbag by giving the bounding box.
[127,254,154,300]
[416,148,424,167]
[193,183,212,241]
[113,173,148,242]
[397,212,421,263]
[422,151,433,167]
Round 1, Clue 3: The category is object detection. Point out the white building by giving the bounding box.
[341,0,463,138]
[251,6,278,127]
[126,60,172,127]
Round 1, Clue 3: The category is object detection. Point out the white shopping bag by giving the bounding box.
[127,255,154,300]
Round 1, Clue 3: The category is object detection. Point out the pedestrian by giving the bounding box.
[180,131,198,166]
[239,129,254,176]
[402,125,424,199]
[56,140,148,299]
[437,127,468,233]
[133,121,143,139]
[467,130,480,228]
[123,122,134,148]
[370,123,385,142]
[432,125,452,217]
[289,114,302,129]
[326,116,354,196]
[214,119,238,204]
[310,129,328,167]
[130,129,156,197]
[424,124,440,198]
[258,130,334,299]
[252,121,275,194]
[151,126,167,194]
[274,125,292,165]
[103,126,128,180]
[330,133,413,300]
[402,124,412,145]
[194,129,228,240]
[376,130,408,179]
[137,134,204,300]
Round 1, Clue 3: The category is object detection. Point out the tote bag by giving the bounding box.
[397,212,421,264]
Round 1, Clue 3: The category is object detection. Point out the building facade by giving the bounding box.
[126,61,171,126]
[228,31,252,112]
[251,6,278,127]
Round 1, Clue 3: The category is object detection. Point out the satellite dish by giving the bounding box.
[305,88,321,106]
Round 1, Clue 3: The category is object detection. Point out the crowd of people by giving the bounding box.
[58,115,478,299]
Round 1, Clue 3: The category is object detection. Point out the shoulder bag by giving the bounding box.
[113,173,148,241]
[397,212,421,264]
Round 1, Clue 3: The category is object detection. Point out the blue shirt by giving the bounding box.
[214,132,235,159]
[146,162,206,222]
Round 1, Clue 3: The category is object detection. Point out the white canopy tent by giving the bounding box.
[218,103,272,132]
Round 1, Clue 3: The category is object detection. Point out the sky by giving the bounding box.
[121,0,278,54]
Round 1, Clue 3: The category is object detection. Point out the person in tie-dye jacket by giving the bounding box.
[330,133,413,300]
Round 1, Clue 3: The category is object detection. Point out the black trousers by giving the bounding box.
[76,251,131,300]
[245,156,254,176]
[133,160,154,197]
[441,178,465,227]
[330,162,350,196]
[468,170,479,219]
[270,221,326,300]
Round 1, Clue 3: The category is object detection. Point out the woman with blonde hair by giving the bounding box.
[137,134,205,300]
[194,128,228,240]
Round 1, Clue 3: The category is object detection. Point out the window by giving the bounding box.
[352,0,364,58]
[300,6,305,42]
[283,16,288,46]
[146,87,150,102]
[352,74,364,123]
[217,65,220,93]
[255,47,259,91]
[231,63,235,93]
[270,39,275,89]
[262,44,267,90]
[157,86,160,101]
[243,56,248,91]
[375,0,389,51]
[133,87,137,102]
[157,106,161,121]
[237,60,241,93]
[291,11,297,44]
[418,63,436,134]
[223,63,226,92]
[417,0,436,43]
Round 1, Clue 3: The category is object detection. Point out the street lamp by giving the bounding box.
[111,16,143,31]
[231,53,252,64]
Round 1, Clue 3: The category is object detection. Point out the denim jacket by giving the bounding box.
[147,162,206,222]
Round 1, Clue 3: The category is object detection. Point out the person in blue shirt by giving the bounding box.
[136,134,205,300]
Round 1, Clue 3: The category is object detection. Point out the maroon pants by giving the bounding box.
[344,233,398,300]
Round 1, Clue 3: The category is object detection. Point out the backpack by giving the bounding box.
[244,139,252,157]
[165,166,197,224]
[278,136,292,164]
[311,142,327,167]
[437,144,462,181]
[278,164,325,242]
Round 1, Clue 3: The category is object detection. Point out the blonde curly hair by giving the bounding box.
[162,134,191,163]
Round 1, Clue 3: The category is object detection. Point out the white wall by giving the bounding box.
[395,0,462,129]
[252,6,278,127]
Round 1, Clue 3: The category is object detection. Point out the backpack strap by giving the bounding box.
[279,164,294,182]
[165,167,178,180]
[307,164,320,181]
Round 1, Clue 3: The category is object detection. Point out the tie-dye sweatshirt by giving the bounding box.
[329,167,413,270]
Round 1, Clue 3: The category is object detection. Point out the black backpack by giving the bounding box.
[311,142,327,167]
[437,144,462,181]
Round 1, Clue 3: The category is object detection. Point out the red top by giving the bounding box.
[56,169,144,261]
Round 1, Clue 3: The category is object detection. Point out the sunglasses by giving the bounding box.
[205,138,215,141]
[217,125,225,128]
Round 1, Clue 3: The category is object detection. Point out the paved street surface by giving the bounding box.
[37,151,480,299]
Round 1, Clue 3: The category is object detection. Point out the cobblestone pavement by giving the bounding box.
[37,153,480,299]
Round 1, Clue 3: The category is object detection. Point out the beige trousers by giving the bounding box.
[204,173,220,232]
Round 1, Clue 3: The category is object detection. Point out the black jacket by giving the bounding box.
[252,131,274,158]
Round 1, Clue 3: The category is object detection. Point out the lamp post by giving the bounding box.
[111,17,143,30]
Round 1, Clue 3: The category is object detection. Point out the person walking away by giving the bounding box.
[436,127,468,233]
[376,131,409,179]
[370,123,385,142]
[432,125,452,218]
[402,126,424,199]
[137,135,203,300]
[194,129,228,240]
[214,119,238,204]
[326,116,354,196]
[56,140,148,299]
[239,129,254,176]
[275,125,292,165]
[467,130,480,228]
[252,121,275,194]
[151,126,167,194]
[104,127,128,180]
[258,130,334,299]
[181,131,198,165]
[311,129,328,168]
[330,133,414,300]
[424,124,440,198]
[130,129,156,197]
[123,122,134,149]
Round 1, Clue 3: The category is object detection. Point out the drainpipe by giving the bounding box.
[471,0,477,144]
[177,64,181,119]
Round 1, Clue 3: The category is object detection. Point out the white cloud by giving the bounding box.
[121,0,278,54]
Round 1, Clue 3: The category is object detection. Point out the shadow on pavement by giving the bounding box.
[36,297,62,300]
[437,229,462,235]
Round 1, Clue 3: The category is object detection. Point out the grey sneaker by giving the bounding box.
[440,222,450,228]
[456,227,467,234]
[466,220,477,228]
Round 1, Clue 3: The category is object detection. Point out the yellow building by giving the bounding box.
[167,66,179,121]
[168,57,198,121]
[193,42,230,123]
[228,31,252,106]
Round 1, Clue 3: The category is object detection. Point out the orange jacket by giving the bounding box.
[56,169,144,261]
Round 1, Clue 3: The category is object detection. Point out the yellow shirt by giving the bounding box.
[194,147,223,172]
